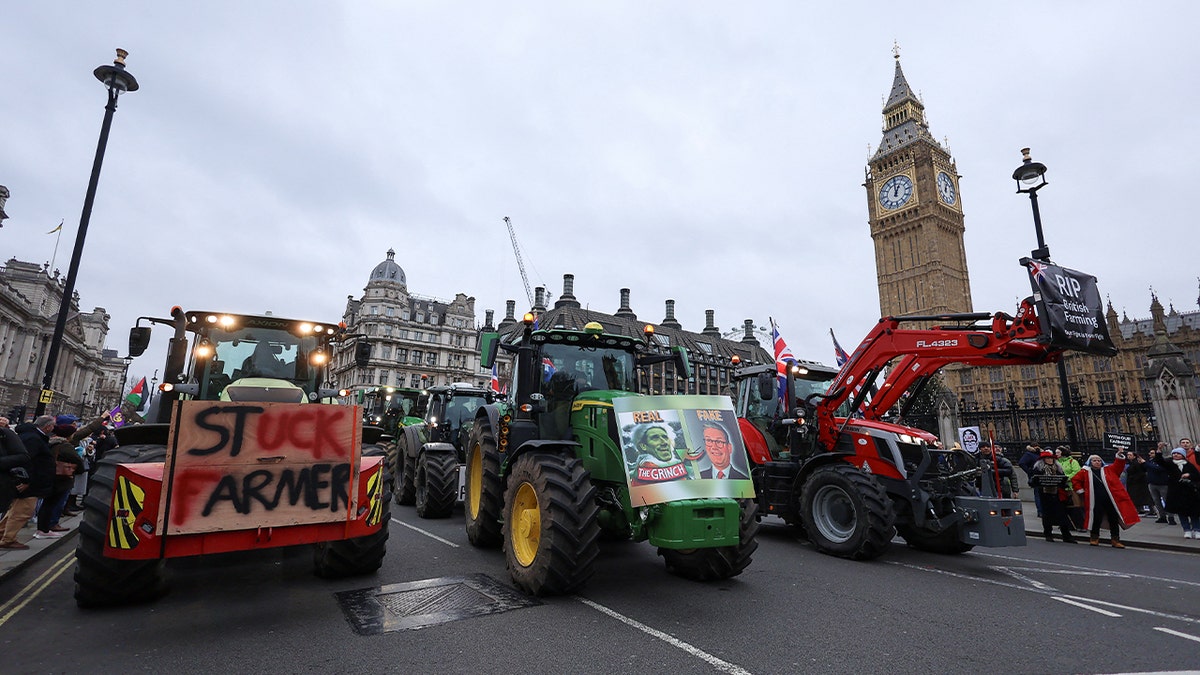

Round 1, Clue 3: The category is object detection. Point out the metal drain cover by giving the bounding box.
[335,574,541,634]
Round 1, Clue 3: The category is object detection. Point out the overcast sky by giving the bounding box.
[3,3,1198,384]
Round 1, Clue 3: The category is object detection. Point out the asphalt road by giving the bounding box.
[2,508,1198,674]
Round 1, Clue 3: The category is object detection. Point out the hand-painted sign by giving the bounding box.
[161,401,362,535]
[1022,258,1118,356]
[613,395,755,506]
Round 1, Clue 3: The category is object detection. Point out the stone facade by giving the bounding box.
[865,55,972,319]
[0,257,123,420]
[331,249,486,396]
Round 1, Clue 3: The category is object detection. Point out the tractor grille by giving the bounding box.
[335,574,540,634]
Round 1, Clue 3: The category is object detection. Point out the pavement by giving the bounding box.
[2,495,1197,584]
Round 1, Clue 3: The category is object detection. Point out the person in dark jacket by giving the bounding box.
[1123,450,1155,516]
[1019,444,1044,516]
[1153,446,1200,538]
[41,415,105,532]
[1031,450,1076,543]
[978,444,1019,498]
[15,415,58,539]
[0,422,34,550]
[1145,443,1174,523]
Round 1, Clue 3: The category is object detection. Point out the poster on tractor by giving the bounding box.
[613,395,755,506]
[159,401,363,535]
[1022,258,1118,356]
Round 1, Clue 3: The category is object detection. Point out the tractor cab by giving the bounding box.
[732,359,838,462]
[424,383,495,449]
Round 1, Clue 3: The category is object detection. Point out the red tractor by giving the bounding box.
[733,299,1076,559]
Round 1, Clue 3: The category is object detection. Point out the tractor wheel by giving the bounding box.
[464,425,504,548]
[415,450,458,519]
[394,427,419,506]
[659,499,760,581]
[74,444,169,608]
[313,445,392,578]
[799,463,895,560]
[897,525,975,554]
[503,452,600,596]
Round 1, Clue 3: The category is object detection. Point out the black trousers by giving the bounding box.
[1090,494,1121,539]
[1040,495,1073,537]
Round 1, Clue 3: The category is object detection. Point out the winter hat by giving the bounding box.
[1171,447,1186,457]
[52,423,78,437]
[1040,450,1054,458]
[1086,454,1102,464]
[55,414,78,426]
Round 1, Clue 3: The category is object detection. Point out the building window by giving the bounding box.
[412,350,422,364]
[385,307,394,317]
[410,374,422,387]
[370,305,379,315]
[1094,358,1112,373]
[364,369,375,385]
[1020,365,1038,380]
[396,348,407,361]
[697,342,713,355]
[416,312,424,322]
[991,391,1007,409]
[402,310,410,320]
[380,345,391,359]
[1097,380,1116,403]
[382,325,392,336]
[1023,386,1040,407]
[398,329,408,339]
[379,371,389,385]
[988,368,1004,383]
[960,370,973,386]
[426,353,436,365]
[430,314,438,324]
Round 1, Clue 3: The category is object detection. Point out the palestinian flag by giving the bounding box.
[126,377,148,410]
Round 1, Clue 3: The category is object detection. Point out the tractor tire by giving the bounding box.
[659,499,760,581]
[503,452,600,596]
[313,445,392,578]
[464,425,504,548]
[74,444,169,608]
[394,427,419,506]
[415,450,459,519]
[897,524,975,554]
[799,463,895,560]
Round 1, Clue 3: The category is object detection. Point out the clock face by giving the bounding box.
[879,175,913,210]
[937,171,957,205]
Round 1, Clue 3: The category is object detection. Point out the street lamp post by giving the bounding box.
[1013,147,1080,454]
[35,49,139,417]
[117,355,134,409]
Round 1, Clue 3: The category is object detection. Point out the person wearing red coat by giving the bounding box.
[1071,451,1141,547]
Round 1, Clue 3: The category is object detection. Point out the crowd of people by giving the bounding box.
[0,412,117,550]
[1013,437,1200,544]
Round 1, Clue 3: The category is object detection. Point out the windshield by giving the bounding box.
[540,343,638,393]
[386,391,422,417]
[194,326,323,399]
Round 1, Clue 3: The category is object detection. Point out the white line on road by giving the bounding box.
[0,550,74,627]
[1052,597,1122,617]
[575,596,754,675]
[1153,627,1200,644]
[993,566,1057,591]
[391,517,460,548]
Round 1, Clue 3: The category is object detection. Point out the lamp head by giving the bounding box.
[94,48,139,93]
[1012,147,1047,193]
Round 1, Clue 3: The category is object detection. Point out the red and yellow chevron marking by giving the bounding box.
[365,468,383,527]
[108,475,146,550]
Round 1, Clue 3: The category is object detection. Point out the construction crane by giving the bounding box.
[504,216,535,308]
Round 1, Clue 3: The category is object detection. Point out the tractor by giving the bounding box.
[393,383,499,518]
[463,315,758,596]
[73,308,390,607]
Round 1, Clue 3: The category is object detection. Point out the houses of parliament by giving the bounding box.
[866,52,1199,420]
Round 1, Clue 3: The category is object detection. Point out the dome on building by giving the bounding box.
[369,248,406,285]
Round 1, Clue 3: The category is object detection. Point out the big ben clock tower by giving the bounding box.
[866,50,973,318]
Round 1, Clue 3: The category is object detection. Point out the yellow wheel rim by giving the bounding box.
[510,482,541,567]
[467,445,482,519]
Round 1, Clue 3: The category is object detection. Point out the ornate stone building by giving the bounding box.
[489,274,773,396]
[865,53,972,319]
[865,53,1199,443]
[0,257,123,420]
[331,249,486,398]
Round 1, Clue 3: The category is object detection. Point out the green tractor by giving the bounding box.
[394,383,499,517]
[464,316,759,596]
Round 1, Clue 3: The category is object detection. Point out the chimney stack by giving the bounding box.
[615,288,637,320]
[533,286,546,313]
[701,309,721,337]
[483,309,495,331]
[554,273,581,309]
[741,319,760,346]
[662,300,682,330]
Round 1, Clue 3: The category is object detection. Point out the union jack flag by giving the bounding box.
[542,357,556,382]
[830,329,850,369]
[770,319,795,401]
[1027,260,1050,287]
[490,363,501,393]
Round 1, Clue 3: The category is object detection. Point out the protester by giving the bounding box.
[978,444,1018,498]
[1153,445,1200,538]
[1122,449,1155,516]
[15,415,57,539]
[1031,450,1076,543]
[0,422,33,550]
[1071,452,1140,547]
[1019,444,1044,517]
[1145,443,1174,524]
[66,437,94,514]
[1056,446,1085,530]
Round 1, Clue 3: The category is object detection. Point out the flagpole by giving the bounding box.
[48,220,64,272]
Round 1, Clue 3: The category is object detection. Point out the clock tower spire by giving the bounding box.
[866,50,973,318]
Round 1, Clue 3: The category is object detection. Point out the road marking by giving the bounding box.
[1052,597,1122,617]
[391,518,460,548]
[977,551,1200,588]
[575,596,753,675]
[993,566,1057,591]
[1154,627,1200,644]
[889,561,1200,626]
[0,551,74,627]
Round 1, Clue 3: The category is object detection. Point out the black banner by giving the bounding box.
[1022,258,1118,356]
[1104,432,1136,454]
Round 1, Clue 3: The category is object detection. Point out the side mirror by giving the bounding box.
[354,340,372,367]
[479,331,500,369]
[757,372,776,400]
[672,345,692,380]
[129,326,152,357]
